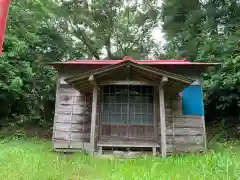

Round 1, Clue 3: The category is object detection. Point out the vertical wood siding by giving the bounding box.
[158,95,205,154]
[53,76,93,151]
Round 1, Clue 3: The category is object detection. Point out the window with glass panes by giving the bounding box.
[103,85,153,125]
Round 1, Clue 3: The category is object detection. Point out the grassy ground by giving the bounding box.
[0,139,240,180]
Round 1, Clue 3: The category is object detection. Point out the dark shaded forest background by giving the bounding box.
[0,0,239,139]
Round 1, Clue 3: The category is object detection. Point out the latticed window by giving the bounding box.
[103,85,154,125]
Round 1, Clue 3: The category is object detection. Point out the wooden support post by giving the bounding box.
[52,76,60,151]
[152,147,157,156]
[98,146,103,155]
[159,76,168,157]
[90,86,98,155]
[89,75,97,86]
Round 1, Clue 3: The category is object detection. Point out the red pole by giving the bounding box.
[0,0,10,56]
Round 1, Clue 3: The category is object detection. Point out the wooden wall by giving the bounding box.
[52,67,206,154]
[159,68,206,154]
[52,76,93,151]
[160,95,206,154]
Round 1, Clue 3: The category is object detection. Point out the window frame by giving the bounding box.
[102,85,154,125]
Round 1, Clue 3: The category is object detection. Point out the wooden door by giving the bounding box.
[127,86,155,141]
[100,85,155,142]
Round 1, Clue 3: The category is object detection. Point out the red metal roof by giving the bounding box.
[51,56,219,66]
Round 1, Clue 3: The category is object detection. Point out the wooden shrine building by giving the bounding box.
[51,56,217,156]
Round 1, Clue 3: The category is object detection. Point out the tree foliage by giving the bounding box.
[0,0,163,127]
[161,0,240,118]
[1,0,238,129]
[162,0,202,60]
[0,0,70,126]
[57,0,161,59]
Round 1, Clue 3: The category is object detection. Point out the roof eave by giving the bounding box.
[65,61,195,93]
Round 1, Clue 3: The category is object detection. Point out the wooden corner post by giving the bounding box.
[90,75,98,155]
[159,76,168,157]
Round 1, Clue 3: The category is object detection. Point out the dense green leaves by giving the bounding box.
[0,0,68,126]
[162,0,202,60]
[0,0,163,127]
[1,0,238,128]
[56,0,161,59]
[162,0,240,118]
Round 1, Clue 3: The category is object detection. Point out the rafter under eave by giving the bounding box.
[64,60,194,92]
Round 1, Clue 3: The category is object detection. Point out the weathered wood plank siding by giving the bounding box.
[158,95,205,154]
[52,75,93,151]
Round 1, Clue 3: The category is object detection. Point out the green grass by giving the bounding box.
[0,139,240,180]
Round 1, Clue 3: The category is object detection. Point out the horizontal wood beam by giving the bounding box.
[99,80,157,86]
[132,68,159,80]
[97,143,159,148]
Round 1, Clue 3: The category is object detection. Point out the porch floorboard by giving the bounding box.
[98,140,160,148]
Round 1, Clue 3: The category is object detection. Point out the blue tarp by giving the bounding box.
[182,85,204,116]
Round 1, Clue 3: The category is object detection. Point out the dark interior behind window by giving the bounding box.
[103,85,153,125]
